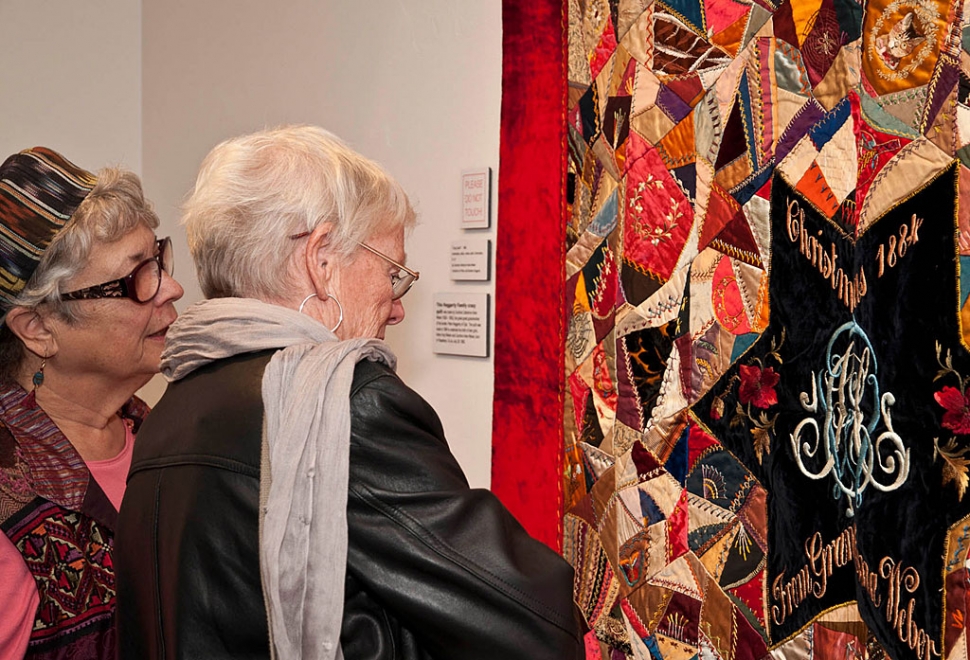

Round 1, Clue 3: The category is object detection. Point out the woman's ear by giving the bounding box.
[305,222,335,299]
[4,306,57,358]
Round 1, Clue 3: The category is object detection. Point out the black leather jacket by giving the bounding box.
[115,350,585,659]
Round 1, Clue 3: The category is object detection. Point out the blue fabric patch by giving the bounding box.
[809,97,850,151]
[640,490,666,525]
[658,0,705,38]
[666,424,690,486]
[731,332,760,362]
[961,255,970,306]
[590,189,619,237]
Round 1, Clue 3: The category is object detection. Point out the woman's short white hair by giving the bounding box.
[182,125,417,300]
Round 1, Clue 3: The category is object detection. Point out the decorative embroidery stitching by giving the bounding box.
[790,321,910,517]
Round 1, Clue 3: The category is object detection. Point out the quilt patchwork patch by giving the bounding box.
[562,0,970,658]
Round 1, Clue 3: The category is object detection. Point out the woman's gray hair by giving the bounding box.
[0,167,160,380]
[182,125,416,300]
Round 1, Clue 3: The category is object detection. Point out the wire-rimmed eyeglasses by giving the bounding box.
[289,232,419,300]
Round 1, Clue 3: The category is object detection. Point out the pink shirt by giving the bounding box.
[0,420,134,659]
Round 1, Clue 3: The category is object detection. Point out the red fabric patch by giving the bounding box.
[620,598,650,638]
[755,177,772,201]
[590,18,617,81]
[614,334,644,431]
[631,440,664,477]
[709,12,749,58]
[732,605,769,659]
[663,73,705,108]
[711,212,763,268]
[687,423,722,472]
[852,92,909,231]
[771,1,800,48]
[616,55,637,98]
[811,621,867,659]
[712,256,753,335]
[729,567,767,630]
[699,183,743,250]
[492,0,566,550]
[623,132,694,282]
[568,370,592,431]
[704,0,750,47]
[660,590,702,643]
[667,488,690,560]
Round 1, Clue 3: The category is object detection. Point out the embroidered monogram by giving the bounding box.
[553,0,970,655]
[791,321,910,516]
[689,167,960,654]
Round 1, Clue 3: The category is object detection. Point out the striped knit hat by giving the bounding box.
[0,147,97,309]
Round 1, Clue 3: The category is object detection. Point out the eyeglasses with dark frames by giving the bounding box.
[289,232,419,300]
[62,237,174,304]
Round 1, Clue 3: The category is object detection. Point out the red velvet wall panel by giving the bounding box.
[491,0,566,551]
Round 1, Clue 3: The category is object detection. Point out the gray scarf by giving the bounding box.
[161,297,396,660]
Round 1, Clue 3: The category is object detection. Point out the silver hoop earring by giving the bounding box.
[298,293,317,314]
[328,293,343,333]
[298,292,344,334]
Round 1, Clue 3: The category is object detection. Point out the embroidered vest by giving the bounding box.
[0,383,147,660]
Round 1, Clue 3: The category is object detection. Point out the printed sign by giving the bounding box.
[450,239,491,281]
[461,168,491,229]
[433,292,490,357]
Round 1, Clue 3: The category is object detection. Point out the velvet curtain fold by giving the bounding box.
[491,0,567,551]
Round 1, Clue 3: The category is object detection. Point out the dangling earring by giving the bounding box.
[298,293,317,314]
[298,292,344,333]
[32,357,47,392]
[326,293,343,333]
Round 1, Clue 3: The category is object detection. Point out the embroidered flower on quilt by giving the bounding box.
[738,365,780,409]
[934,386,970,434]
[933,342,970,501]
[709,331,786,464]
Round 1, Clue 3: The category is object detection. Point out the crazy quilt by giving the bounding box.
[493,0,970,658]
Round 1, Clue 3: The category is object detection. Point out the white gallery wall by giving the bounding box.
[0,0,500,488]
[0,1,142,175]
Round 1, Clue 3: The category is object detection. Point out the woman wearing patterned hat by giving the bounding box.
[0,147,183,659]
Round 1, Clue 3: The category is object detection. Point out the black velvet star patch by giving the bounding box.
[692,163,968,659]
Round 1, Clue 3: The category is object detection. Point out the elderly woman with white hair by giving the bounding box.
[115,125,584,660]
[0,147,183,659]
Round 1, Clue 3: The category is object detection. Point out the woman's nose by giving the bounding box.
[387,299,406,326]
[157,270,184,304]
